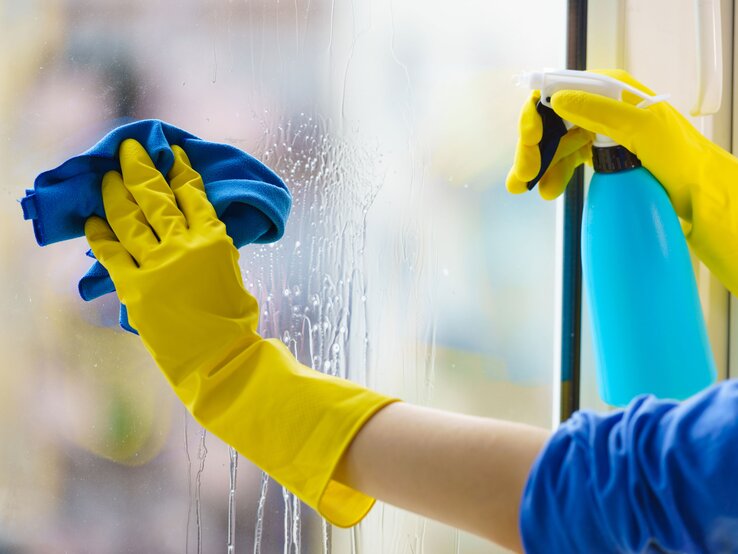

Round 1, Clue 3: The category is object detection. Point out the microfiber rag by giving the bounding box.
[21,119,291,332]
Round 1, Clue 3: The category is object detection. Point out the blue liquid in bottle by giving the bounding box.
[582,158,716,407]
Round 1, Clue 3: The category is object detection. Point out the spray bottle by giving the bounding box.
[518,69,716,407]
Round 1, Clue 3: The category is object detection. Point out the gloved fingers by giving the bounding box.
[506,91,545,194]
[118,139,188,240]
[536,129,592,199]
[538,143,591,200]
[506,122,592,195]
[519,90,543,145]
[505,168,528,195]
[551,90,649,152]
[101,169,160,265]
[84,216,138,278]
[506,140,541,193]
[550,127,593,166]
[168,145,220,229]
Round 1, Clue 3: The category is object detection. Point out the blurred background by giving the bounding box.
[13,0,731,552]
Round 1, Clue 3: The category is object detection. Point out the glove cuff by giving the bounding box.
[317,390,399,527]
[181,337,399,527]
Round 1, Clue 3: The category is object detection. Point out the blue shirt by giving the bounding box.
[520,380,738,553]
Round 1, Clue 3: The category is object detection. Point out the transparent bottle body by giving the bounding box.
[582,166,716,406]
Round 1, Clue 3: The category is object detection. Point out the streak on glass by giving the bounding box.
[227,447,238,554]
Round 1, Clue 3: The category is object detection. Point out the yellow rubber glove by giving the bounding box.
[505,88,594,201]
[84,139,398,527]
[506,69,738,296]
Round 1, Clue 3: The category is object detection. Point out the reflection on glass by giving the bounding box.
[1,0,564,552]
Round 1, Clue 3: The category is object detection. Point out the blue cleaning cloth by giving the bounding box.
[520,380,738,553]
[21,119,291,332]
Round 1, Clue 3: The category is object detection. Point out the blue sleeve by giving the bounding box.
[519,380,738,554]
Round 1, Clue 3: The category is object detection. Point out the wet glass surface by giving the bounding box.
[0,1,564,551]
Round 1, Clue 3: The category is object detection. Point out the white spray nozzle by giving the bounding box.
[516,70,670,148]
[516,69,670,108]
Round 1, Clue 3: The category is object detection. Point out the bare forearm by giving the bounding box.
[333,402,551,552]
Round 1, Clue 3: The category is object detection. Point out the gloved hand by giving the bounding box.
[85,139,397,526]
[506,69,738,296]
[505,88,594,201]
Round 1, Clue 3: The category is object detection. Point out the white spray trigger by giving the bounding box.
[515,69,670,147]
[516,69,669,108]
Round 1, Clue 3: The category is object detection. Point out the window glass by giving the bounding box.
[1,0,564,551]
